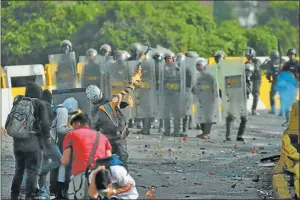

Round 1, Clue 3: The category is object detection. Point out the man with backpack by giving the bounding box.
[6,82,51,200]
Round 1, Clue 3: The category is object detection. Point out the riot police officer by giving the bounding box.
[282,48,299,81]
[160,52,185,137]
[99,44,112,57]
[245,47,262,115]
[263,50,284,114]
[60,40,73,54]
[81,48,102,88]
[225,64,254,142]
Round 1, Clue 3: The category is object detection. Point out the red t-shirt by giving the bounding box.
[63,126,112,175]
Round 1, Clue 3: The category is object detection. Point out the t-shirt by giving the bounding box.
[63,126,112,175]
[110,165,139,200]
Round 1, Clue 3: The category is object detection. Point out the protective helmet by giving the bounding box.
[196,59,206,71]
[164,51,175,62]
[86,48,98,57]
[269,50,279,60]
[60,40,72,48]
[245,47,256,58]
[131,43,142,53]
[60,40,73,53]
[86,85,103,104]
[286,48,297,56]
[100,44,112,56]
[214,50,226,59]
[175,53,186,62]
[186,51,199,58]
[153,51,164,61]
[115,50,127,61]
[123,51,131,60]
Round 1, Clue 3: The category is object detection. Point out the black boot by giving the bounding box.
[226,115,234,141]
[182,115,188,133]
[237,116,247,142]
[188,115,192,129]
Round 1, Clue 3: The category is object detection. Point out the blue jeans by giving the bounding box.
[38,141,62,190]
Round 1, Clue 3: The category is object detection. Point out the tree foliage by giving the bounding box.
[1,1,299,66]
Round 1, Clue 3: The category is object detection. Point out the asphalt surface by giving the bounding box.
[1,110,285,199]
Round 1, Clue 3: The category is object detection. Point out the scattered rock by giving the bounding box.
[231,183,237,188]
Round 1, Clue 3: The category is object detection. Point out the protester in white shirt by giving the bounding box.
[88,155,139,200]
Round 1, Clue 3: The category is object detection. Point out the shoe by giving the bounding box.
[196,134,210,139]
[172,132,182,137]
[236,136,245,142]
[180,132,187,137]
[225,137,232,141]
[251,111,259,116]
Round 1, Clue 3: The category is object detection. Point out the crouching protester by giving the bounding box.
[6,82,51,200]
[61,113,112,199]
[88,155,139,200]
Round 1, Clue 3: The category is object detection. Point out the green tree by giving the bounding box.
[245,26,278,56]
[213,1,236,25]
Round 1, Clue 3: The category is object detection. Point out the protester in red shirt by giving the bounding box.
[61,113,112,176]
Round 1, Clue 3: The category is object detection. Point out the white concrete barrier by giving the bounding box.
[1,88,13,128]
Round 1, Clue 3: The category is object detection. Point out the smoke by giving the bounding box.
[235,1,259,28]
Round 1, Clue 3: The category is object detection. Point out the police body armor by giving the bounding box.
[219,59,248,118]
[127,59,157,119]
[49,52,77,89]
[283,59,299,80]
[251,58,262,81]
[158,61,186,119]
[192,69,222,124]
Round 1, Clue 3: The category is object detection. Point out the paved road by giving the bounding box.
[1,110,285,199]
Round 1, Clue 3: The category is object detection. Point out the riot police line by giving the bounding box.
[50,40,299,142]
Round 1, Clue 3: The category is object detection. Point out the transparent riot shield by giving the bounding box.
[52,88,92,116]
[192,70,222,124]
[184,57,198,117]
[106,61,132,120]
[80,55,107,93]
[219,59,247,118]
[49,52,77,89]
[158,61,186,120]
[127,59,157,119]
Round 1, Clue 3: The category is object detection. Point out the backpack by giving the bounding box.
[5,97,36,139]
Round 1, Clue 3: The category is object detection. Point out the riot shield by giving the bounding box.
[158,61,186,119]
[219,59,247,118]
[127,59,157,118]
[184,57,198,117]
[81,55,107,93]
[52,88,92,116]
[106,61,132,120]
[192,70,222,124]
[49,52,77,89]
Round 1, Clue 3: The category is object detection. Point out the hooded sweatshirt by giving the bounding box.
[42,89,54,121]
[13,82,51,151]
[50,97,78,143]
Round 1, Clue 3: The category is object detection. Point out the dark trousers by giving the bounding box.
[110,139,129,169]
[226,114,247,139]
[141,118,151,134]
[11,148,42,200]
[270,80,277,107]
[200,123,213,135]
[252,80,261,111]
